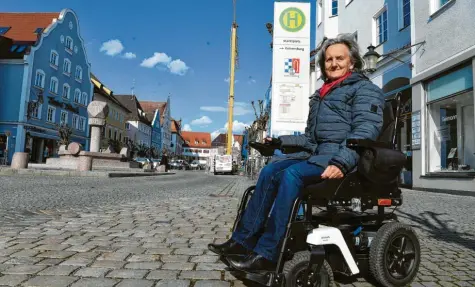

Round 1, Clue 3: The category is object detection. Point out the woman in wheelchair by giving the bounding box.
[208,34,386,272]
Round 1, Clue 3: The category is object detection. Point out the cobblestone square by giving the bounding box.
[0,172,473,286]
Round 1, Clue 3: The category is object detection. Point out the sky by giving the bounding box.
[1,0,316,139]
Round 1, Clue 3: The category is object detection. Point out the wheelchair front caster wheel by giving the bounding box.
[369,222,421,287]
[283,251,334,287]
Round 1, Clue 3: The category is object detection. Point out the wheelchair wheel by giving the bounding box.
[283,251,334,287]
[369,222,421,287]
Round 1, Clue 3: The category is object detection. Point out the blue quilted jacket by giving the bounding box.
[277,72,385,174]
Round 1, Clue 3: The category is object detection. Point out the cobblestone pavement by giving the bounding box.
[0,172,473,286]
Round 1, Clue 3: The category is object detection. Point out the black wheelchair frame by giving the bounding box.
[225,94,421,287]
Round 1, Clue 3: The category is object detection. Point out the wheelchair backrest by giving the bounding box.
[377,94,401,148]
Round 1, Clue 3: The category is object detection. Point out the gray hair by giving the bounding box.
[317,34,365,82]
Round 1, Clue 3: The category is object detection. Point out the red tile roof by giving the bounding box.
[139,101,167,125]
[0,13,59,42]
[182,131,212,148]
[171,119,181,133]
[212,133,244,147]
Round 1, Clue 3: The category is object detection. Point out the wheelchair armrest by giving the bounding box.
[281,145,310,154]
[249,141,279,157]
[346,139,391,149]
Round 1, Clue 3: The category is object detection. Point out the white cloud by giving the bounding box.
[140,52,172,68]
[182,124,192,131]
[224,77,238,84]
[211,120,250,140]
[168,59,189,76]
[140,52,190,76]
[198,101,252,116]
[123,52,137,59]
[248,79,256,84]
[234,102,253,116]
[191,116,212,126]
[200,106,226,112]
[100,39,124,56]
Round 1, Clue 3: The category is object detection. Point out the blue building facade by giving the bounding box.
[0,9,92,164]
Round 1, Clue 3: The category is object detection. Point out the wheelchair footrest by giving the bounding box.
[230,270,284,287]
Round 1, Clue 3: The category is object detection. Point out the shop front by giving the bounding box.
[0,125,18,165]
[24,126,88,164]
[412,61,475,192]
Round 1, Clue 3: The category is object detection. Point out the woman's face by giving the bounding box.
[324,43,353,81]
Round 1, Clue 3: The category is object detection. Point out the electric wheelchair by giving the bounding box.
[222,94,421,287]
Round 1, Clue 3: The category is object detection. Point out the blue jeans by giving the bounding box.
[232,159,324,261]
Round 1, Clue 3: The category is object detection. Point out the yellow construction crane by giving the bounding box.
[226,0,238,155]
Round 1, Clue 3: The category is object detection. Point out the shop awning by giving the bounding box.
[384,84,411,98]
[27,131,59,141]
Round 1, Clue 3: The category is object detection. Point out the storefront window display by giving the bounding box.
[427,91,474,173]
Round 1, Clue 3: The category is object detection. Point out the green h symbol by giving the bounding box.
[286,11,299,27]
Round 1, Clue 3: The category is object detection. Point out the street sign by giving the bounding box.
[271,2,311,137]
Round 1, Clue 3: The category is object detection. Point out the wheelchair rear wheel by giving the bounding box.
[283,251,334,287]
[369,222,421,287]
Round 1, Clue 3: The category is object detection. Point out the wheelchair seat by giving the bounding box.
[302,98,406,210]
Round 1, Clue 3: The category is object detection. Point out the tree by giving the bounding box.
[58,123,72,146]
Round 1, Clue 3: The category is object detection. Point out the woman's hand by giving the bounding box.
[263,137,273,144]
[321,165,343,179]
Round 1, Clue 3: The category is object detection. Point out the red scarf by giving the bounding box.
[319,72,352,98]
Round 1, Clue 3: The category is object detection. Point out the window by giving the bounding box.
[65,36,73,51]
[72,114,79,129]
[50,50,58,67]
[62,84,70,99]
[60,111,68,125]
[0,27,11,35]
[399,0,410,29]
[431,0,453,14]
[34,70,45,88]
[81,92,88,106]
[49,77,58,94]
[427,92,474,173]
[79,117,86,131]
[63,59,71,74]
[75,66,82,81]
[108,128,112,139]
[74,89,81,103]
[47,106,56,123]
[31,104,41,119]
[331,0,338,16]
[375,8,388,45]
[426,64,474,173]
[124,136,129,143]
[126,123,130,130]
[317,0,322,25]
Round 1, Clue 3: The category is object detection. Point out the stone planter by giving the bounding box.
[77,155,93,171]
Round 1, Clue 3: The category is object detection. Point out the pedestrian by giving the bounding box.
[160,152,169,172]
[208,34,385,272]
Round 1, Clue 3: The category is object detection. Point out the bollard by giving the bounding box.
[11,152,29,169]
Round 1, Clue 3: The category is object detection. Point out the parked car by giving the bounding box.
[170,159,190,170]
[134,157,151,168]
[190,160,200,170]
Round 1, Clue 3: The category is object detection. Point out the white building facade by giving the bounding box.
[410,0,475,192]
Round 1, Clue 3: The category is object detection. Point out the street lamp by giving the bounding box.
[363,45,381,73]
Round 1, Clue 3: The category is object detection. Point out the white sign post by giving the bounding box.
[271,2,311,137]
